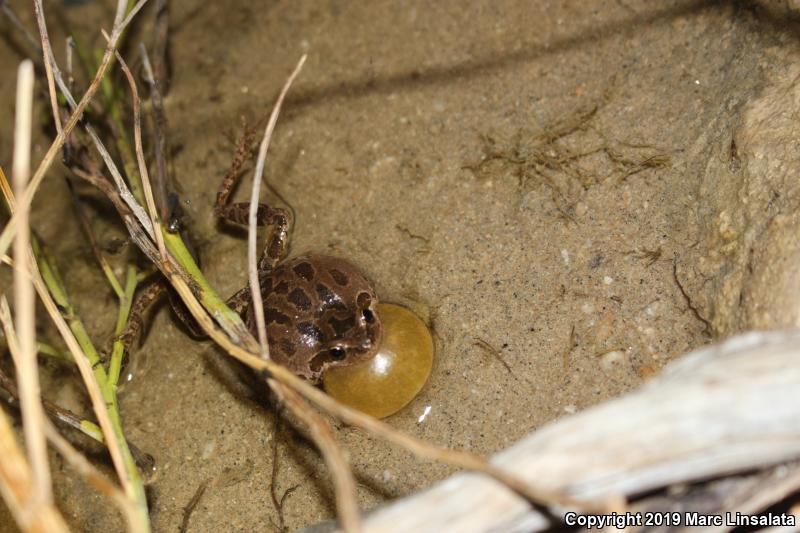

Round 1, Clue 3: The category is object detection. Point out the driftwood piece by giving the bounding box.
[316,330,800,533]
[620,461,800,533]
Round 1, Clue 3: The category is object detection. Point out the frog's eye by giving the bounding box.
[362,308,375,324]
[329,346,346,360]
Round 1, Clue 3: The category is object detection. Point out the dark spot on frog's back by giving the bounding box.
[279,338,296,357]
[288,288,312,311]
[297,322,323,344]
[274,280,289,294]
[265,308,290,325]
[316,283,344,309]
[259,276,272,293]
[293,262,315,281]
[329,268,349,286]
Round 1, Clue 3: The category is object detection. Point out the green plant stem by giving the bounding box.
[162,231,251,341]
[31,236,148,529]
[70,24,145,206]
[77,418,105,442]
[100,258,126,300]
[36,341,74,363]
[109,264,138,387]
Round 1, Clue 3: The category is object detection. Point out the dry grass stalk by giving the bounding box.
[0,0,151,259]
[12,58,53,510]
[243,54,362,531]
[30,0,62,139]
[0,169,149,532]
[0,298,69,532]
[0,405,67,533]
[1,297,138,531]
[112,42,167,259]
[248,54,307,357]
[138,45,172,224]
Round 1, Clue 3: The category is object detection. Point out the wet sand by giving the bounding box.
[1,1,794,530]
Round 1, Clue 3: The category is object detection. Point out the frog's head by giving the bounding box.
[305,257,383,380]
[257,255,383,382]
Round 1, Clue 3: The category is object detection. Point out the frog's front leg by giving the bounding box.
[225,284,252,317]
[215,202,292,272]
[214,121,293,273]
[115,278,207,352]
[114,280,167,351]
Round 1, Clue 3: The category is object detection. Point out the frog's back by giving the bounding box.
[248,255,382,381]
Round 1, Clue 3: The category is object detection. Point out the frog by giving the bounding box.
[117,128,430,416]
[212,146,384,382]
[119,129,383,383]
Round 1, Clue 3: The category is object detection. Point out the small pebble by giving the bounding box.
[600,350,625,371]
[201,440,216,460]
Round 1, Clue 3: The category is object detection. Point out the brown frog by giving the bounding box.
[119,133,383,383]
[215,162,383,382]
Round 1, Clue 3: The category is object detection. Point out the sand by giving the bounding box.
[2,1,799,531]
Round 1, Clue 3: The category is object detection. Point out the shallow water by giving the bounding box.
[0,0,785,530]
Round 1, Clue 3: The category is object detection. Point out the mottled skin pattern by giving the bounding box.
[215,129,383,381]
[118,128,383,381]
[228,255,383,381]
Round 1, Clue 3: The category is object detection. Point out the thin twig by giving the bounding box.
[140,45,173,227]
[268,419,297,533]
[0,168,151,531]
[249,54,306,357]
[12,59,52,507]
[31,0,63,139]
[244,55,360,530]
[113,43,167,259]
[0,0,152,260]
[0,405,68,532]
[43,420,141,532]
